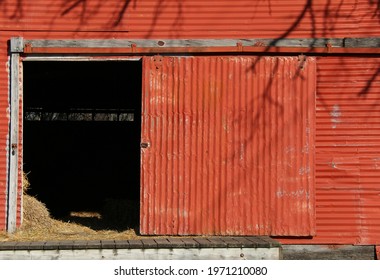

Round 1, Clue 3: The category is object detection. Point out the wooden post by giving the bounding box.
[7,38,23,233]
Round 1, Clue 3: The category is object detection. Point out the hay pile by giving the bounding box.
[22,195,53,230]
[0,172,140,241]
[21,172,53,231]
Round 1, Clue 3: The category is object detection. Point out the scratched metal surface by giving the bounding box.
[140,56,316,236]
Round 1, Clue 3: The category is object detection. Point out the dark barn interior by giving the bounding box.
[23,60,142,230]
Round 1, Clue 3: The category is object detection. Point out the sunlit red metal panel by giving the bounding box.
[315,57,380,245]
[276,56,380,245]
[0,0,378,39]
[140,56,316,236]
[0,0,378,242]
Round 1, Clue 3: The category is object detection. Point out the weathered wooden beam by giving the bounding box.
[22,38,380,49]
[22,46,380,55]
[282,245,375,260]
[345,37,380,48]
[6,50,20,233]
[10,37,24,53]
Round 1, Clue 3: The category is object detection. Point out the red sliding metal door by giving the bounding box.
[140,56,316,236]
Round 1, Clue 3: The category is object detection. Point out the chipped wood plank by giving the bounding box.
[100,240,116,249]
[43,241,60,250]
[193,238,212,248]
[15,242,31,250]
[141,239,157,249]
[114,240,130,249]
[0,237,281,250]
[29,242,46,250]
[166,238,185,248]
[59,241,74,250]
[154,238,172,248]
[127,240,143,249]
[0,242,17,250]
[219,237,242,248]
[86,240,101,250]
[245,236,271,248]
[181,238,200,248]
[206,237,228,248]
[232,237,256,248]
[71,241,87,250]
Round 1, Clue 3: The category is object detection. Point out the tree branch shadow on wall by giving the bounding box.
[0,0,23,19]
[246,0,379,137]
[1,0,379,234]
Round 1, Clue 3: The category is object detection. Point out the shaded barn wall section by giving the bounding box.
[141,56,316,236]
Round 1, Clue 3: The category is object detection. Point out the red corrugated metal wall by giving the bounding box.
[0,35,10,229]
[315,57,380,245]
[0,0,379,241]
[0,0,378,38]
[277,56,380,245]
[141,56,316,236]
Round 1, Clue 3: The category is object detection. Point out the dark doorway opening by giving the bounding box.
[23,60,142,231]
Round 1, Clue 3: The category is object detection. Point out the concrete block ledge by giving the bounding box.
[0,237,282,260]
